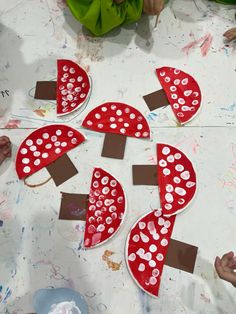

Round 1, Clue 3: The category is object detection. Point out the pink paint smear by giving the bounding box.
[182,33,213,57]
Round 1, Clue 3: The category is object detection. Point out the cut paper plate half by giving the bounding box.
[157,143,197,216]
[82,102,150,139]
[126,209,176,298]
[16,124,85,179]
[157,67,202,124]
[33,288,88,314]
[84,167,126,248]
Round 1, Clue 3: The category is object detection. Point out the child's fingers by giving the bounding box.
[223,28,236,41]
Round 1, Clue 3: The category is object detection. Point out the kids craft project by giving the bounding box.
[133,143,197,216]
[126,209,198,298]
[143,67,202,124]
[16,124,85,186]
[34,60,91,116]
[82,102,150,159]
[59,168,126,248]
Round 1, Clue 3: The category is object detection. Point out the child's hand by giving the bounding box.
[113,0,125,4]
[223,28,236,42]
[215,252,236,287]
[143,0,164,15]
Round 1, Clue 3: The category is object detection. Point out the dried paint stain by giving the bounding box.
[102,250,122,271]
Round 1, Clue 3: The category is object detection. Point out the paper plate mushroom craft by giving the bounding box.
[34,59,91,116]
[143,67,202,124]
[126,209,198,298]
[16,124,86,186]
[82,102,150,159]
[59,167,126,248]
[133,143,197,216]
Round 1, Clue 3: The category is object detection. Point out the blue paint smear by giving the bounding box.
[220,103,236,112]
[3,287,11,303]
[0,220,3,227]
[0,285,2,293]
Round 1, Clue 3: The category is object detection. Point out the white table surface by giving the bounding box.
[1,0,236,313]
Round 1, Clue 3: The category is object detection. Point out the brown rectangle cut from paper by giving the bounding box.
[34,81,57,100]
[59,193,89,221]
[143,89,170,111]
[165,238,198,274]
[46,154,78,186]
[132,165,158,186]
[101,133,127,159]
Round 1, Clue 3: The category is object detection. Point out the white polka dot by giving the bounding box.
[106,217,112,224]
[55,148,61,154]
[101,176,109,185]
[173,103,179,109]
[180,171,190,180]
[174,79,180,85]
[161,239,168,246]
[98,124,103,129]
[174,176,181,183]
[102,187,110,194]
[130,113,135,119]
[165,193,173,203]
[117,196,124,203]
[193,92,199,97]
[26,139,33,146]
[138,263,145,272]
[139,222,146,229]
[135,132,141,137]
[95,113,101,119]
[97,224,105,232]
[68,131,73,137]
[160,71,165,76]
[110,123,117,129]
[45,143,52,149]
[149,260,156,267]
[67,83,73,90]
[184,90,192,97]
[143,132,149,137]
[120,128,126,134]
[164,76,171,83]
[162,147,170,155]
[149,244,157,252]
[175,187,186,196]
[144,252,152,261]
[20,148,28,155]
[54,141,60,147]
[178,198,185,205]
[133,234,140,242]
[42,153,48,158]
[125,107,130,113]
[34,159,40,166]
[116,109,122,116]
[153,233,160,240]
[171,94,177,99]
[164,220,171,228]
[137,124,143,130]
[164,204,172,210]
[156,253,164,261]
[108,227,114,234]
[124,123,129,127]
[111,189,117,196]
[177,112,184,117]
[109,205,117,213]
[140,232,150,243]
[22,158,29,164]
[158,217,164,226]
[167,155,175,163]
[163,168,171,176]
[30,145,37,152]
[152,269,160,277]
[175,164,184,172]
[181,78,188,85]
[23,166,31,173]
[128,253,136,262]
[87,120,93,126]
[149,276,157,285]
[159,159,167,167]
[36,139,43,145]
[178,98,185,105]
[33,151,40,157]
[174,69,180,75]
[192,100,198,105]
[101,106,107,112]
[186,181,196,188]
[63,65,68,71]
[170,86,177,92]
[42,133,49,139]
[71,138,77,145]
[110,180,117,187]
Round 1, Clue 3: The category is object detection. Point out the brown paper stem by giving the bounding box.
[24,176,52,188]
[34,81,57,100]
[59,193,89,221]
[46,154,78,186]
[143,89,170,111]
[101,133,127,159]
[132,165,158,186]
[165,238,198,274]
